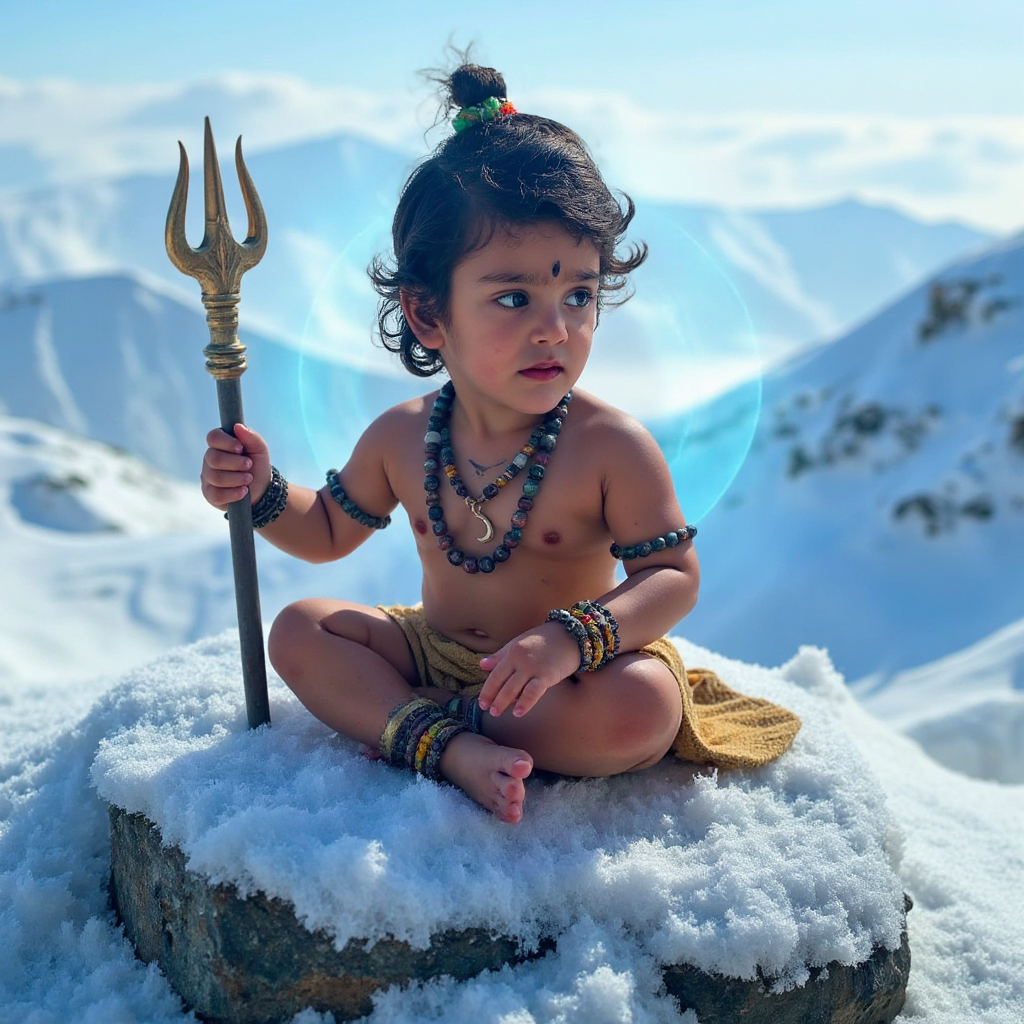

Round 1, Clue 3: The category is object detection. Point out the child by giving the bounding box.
[201,64,800,824]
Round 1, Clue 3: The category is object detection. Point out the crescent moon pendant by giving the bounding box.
[467,501,495,543]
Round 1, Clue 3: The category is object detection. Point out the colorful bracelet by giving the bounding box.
[572,599,621,660]
[250,465,289,529]
[379,697,470,781]
[572,599,620,671]
[547,608,595,671]
[610,525,697,560]
[325,469,391,530]
[548,599,621,673]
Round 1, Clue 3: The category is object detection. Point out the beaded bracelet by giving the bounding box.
[547,608,595,671]
[573,599,620,671]
[250,465,289,529]
[325,469,391,530]
[610,525,697,560]
[572,599,621,662]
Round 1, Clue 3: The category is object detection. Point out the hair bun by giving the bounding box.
[448,64,508,109]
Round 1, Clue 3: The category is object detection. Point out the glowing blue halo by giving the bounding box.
[298,203,762,524]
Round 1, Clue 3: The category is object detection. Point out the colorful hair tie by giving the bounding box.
[453,96,517,133]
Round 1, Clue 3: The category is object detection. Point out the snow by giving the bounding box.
[3,632,1023,1023]
[851,617,1024,784]
[0,105,1021,1023]
[90,634,904,977]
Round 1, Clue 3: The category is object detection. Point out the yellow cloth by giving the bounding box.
[379,604,802,771]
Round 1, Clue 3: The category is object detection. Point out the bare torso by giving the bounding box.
[378,389,629,651]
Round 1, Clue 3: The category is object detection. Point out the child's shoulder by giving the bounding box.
[569,389,663,460]
[361,390,438,440]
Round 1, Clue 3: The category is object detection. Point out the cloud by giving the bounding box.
[527,92,1024,232]
[0,75,1021,233]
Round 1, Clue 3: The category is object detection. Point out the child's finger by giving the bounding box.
[232,422,270,456]
[204,448,253,473]
[201,483,249,509]
[204,467,253,489]
[513,678,548,717]
[487,674,530,717]
[477,652,512,709]
[206,427,245,453]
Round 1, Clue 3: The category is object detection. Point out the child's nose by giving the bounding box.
[532,303,569,344]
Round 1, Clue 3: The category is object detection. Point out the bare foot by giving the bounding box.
[439,732,533,824]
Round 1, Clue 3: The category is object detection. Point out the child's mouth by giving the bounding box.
[520,364,563,381]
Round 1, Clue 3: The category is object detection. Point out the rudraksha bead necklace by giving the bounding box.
[423,380,572,574]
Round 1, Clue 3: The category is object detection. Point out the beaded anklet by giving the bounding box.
[547,599,620,673]
[325,469,391,530]
[444,695,485,734]
[379,697,471,781]
[424,380,572,574]
[610,525,697,560]
[250,466,289,529]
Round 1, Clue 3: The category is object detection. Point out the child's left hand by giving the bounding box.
[477,622,581,718]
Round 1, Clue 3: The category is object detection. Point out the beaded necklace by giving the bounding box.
[423,380,572,574]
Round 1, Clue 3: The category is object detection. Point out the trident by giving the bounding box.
[165,117,271,729]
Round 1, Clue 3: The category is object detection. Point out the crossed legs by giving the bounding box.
[268,599,683,822]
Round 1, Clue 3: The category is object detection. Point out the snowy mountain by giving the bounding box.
[0,271,424,483]
[851,614,1024,784]
[0,131,989,363]
[682,231,1024,682]
[0,414,419,718]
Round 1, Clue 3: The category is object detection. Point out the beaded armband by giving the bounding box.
[547,599,620,673]
[326,469,391,530]
[250,466,289,529]
[379,697,470,781]
[610,525,697,560]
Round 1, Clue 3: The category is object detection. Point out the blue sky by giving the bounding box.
[0,1,1020,229]
[2,0,1020,115]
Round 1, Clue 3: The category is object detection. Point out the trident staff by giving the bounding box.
[165,118,271,728]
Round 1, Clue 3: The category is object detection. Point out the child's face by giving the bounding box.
[419,221,600,413]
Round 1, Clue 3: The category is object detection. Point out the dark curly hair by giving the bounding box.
[369,63,648,377]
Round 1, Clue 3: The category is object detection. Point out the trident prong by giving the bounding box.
[166,116,267,298]
[165,117,271,729]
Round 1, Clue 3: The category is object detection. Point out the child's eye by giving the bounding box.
[566,289,594,308]
[496,292,529,309]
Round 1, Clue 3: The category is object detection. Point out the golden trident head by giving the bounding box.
[165,117,267,381]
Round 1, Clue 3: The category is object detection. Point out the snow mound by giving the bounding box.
[90,632,906,987]
[0,415,217,536]
[852,616,1024,784]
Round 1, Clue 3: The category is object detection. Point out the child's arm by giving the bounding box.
[478,414,699,717]
[200,416,399,564]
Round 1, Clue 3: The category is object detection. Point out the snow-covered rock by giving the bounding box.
[91,634,906,994]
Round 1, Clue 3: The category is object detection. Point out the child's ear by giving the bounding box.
[399,291,445,350]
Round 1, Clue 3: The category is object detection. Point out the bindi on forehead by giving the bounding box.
[552,260,561,278]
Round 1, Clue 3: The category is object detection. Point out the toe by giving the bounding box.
[502,750,534,779]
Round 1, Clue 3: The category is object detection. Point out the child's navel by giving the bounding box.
[543,531,561,545]
[414,519,428,535]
